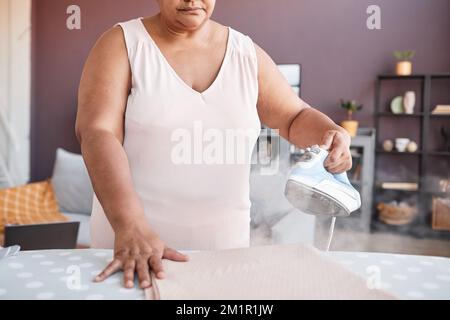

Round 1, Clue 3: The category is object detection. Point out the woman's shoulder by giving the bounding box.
[92,25,127,54]
[226,29,256,59]
[211,20,251,40]
[83,24,130,70]
[114,17,144,32]
[93,17,147,56]
[209,20,255,58]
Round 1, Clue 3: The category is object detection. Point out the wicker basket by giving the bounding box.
[432,197,450,231]
[377,202,417,225]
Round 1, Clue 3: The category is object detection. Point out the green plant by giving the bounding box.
[393,50,416,61]
[340,99,363,121]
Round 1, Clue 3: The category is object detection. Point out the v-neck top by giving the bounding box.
[137,18,232,96]
[90,18,262,251]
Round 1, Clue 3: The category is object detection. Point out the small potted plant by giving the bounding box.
[394,50,415,76]
[340,99,363,138]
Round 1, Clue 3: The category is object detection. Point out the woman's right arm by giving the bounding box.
[75,26,188,289]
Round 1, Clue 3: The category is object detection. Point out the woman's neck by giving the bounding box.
[155,13,213,42]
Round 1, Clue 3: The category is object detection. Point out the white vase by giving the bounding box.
[396,138,410,152]
[403,91,416,114]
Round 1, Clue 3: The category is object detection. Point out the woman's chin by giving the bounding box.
[176,15,207,30]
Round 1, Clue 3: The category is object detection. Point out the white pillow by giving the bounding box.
[51,148,94,215]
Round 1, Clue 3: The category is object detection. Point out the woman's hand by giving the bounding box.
[320,129,353,174]
[94,225,189,289]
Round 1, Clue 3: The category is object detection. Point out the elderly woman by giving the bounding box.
[75,0,352,289]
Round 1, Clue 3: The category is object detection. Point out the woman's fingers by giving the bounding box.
[136,259,152,289]
[149,254,165,279]
[327,154,352,173]
[163,247,190,262]
[123,259,136,288]
[325,151,348,173]
[94,250,189,288]
[95,256,155,289]
[325,149,343,168]
[320,130,336,151]
[94,259,122,282]
[327,163,347,174]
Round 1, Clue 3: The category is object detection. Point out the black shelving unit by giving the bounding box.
[373,73,450,239]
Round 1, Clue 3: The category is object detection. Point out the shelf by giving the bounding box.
[430,73,450,79]
[379,73,450,80]
[375,187,450,196]
[375,112,450,118]
[371,220,450,239]
[378,74,426,80]
[376,149,450,156]
[376,186,420,193]
[374,73,450,240]
[423,191,449,197]
[428,151,450,156]
[376,112,424,117]
[430,114,450,118]
[376,149,422,155]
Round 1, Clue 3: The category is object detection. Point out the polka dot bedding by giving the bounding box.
[0,249,449,300]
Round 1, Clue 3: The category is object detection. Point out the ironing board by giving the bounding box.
[0,247,449,300]
[143,245,394,300]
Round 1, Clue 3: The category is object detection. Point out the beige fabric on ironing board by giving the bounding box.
[145,244,397,300]
[89,18,261,251]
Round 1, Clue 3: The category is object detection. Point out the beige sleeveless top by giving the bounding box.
[90,18,261,251]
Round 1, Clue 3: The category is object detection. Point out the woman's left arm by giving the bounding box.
[255,44,352,174]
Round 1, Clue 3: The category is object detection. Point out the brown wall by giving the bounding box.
[31,0,450,181]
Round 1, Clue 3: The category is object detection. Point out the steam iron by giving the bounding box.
[285,145,361,218]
